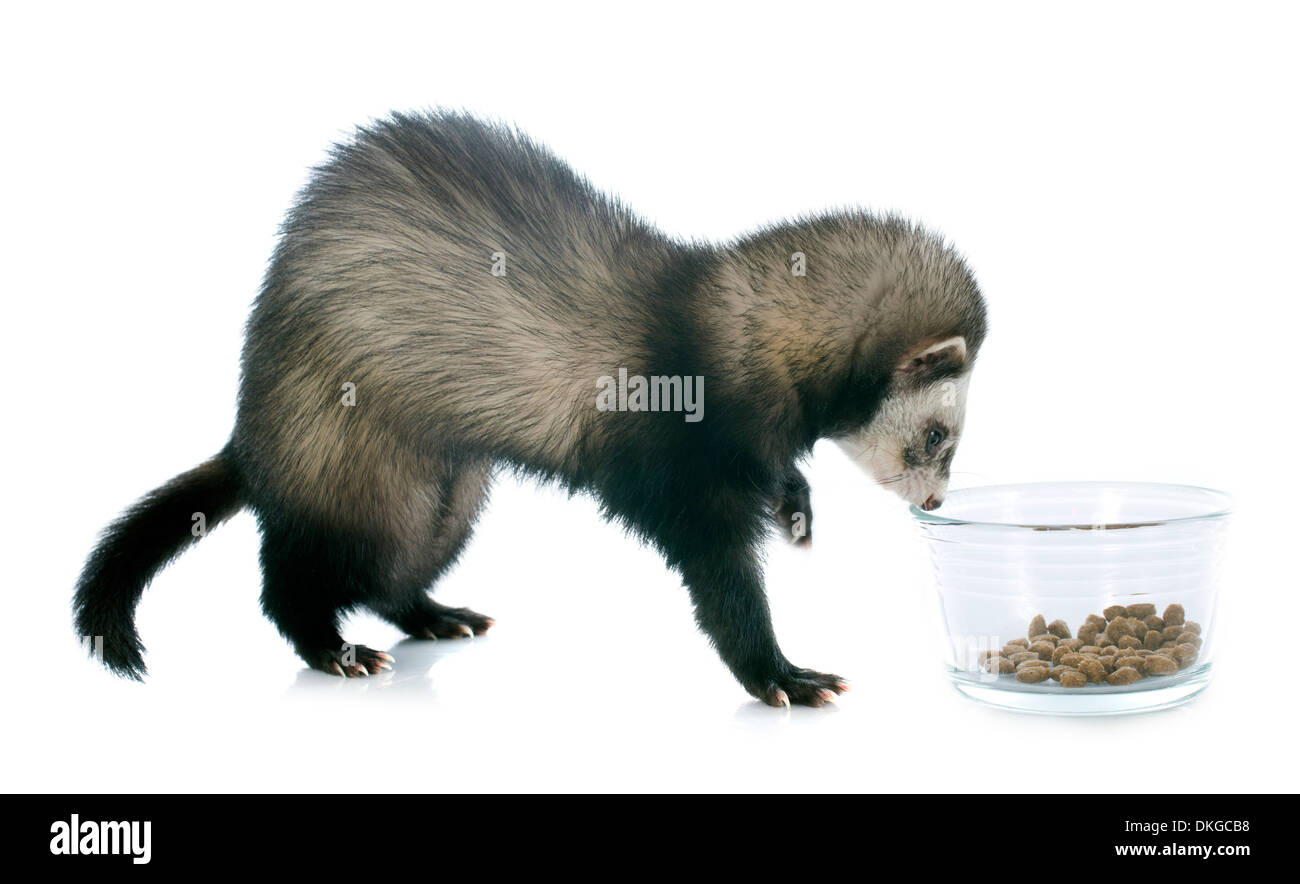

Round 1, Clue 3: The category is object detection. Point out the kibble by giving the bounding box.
[1105,619,1135,642]
[1106,666,1141,686]
[976,603,1204,690]
[1078,658,1107,683]
[1144,655,1178,675]
[1015,666,1050,683]
[1060,670,1088,688]
[1047,619,1072,639]
[982,656,1015,674]
[1028,614,1047,638]
[1028,640,1056,660]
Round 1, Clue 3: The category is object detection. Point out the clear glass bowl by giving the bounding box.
[911,482,1231,715]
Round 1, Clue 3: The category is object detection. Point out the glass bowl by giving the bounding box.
[911,482,1231,715]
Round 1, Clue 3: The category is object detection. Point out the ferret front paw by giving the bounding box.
[753,667,849,707]
[411,605,495,639]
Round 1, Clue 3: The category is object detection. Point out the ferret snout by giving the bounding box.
[921,494,943,511]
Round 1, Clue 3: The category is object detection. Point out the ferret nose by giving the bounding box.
[921,495,943,511]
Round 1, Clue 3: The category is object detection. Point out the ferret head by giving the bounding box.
[836,335,972,511]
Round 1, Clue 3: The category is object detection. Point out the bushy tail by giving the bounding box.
[73,445,245,679]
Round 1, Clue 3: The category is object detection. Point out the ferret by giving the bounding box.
[74,110,987,706]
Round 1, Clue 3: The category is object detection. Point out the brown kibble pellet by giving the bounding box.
[1103,605,1126,621]
[1100,644,1119,656]
[1173,643,1198,663]
[1047,619,1072,639]
[1143,630,1164,650]
[1059,652,1086,668]
[1077,625,1099,644]
[982,656,1016,674]
[1135,648,1153,656]
[1017,659,1050,670]
[1144,655,1178,675]
[1116,655,1146,674]
[1029,634,1057,647]
[1058,638,1083,652]
[1079,658,1107,683]
[1005,637,1030,649]
[1118,635,1143,651]
[1163,604,1185,627]
[1051,645,1070,665]
[1085,613,1107,628]
[1010,650,1040,665]
[1184,621,1202,635]
[1105,619,1134,642]
[1016,666,1050,683]
[1161,640,1179,650]
[1028,614,1047,638]
[1060,669,1088,688]
[1162,625,1184,641]
[1125,603,1157,619]
[1106,666,1141,686]
[1078,645,1102,656]
[1143,614,1165,631]
[1176,632,1203,649]
[1099,655,1117,673]
[1028,640,1056,660]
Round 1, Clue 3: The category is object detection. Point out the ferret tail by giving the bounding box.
[73,443,245,680]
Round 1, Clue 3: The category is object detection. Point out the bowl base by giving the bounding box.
[947,664,1212,716]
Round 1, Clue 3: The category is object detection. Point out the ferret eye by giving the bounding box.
[925,428,945,454]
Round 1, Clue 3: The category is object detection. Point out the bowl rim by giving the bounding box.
[909,480,1232,529]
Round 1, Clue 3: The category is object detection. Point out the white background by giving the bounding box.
[3,1,1297,792]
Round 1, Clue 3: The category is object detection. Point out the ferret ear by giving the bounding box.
[895,335,967,380]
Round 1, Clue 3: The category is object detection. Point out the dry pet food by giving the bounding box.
[978,603,1204,689]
